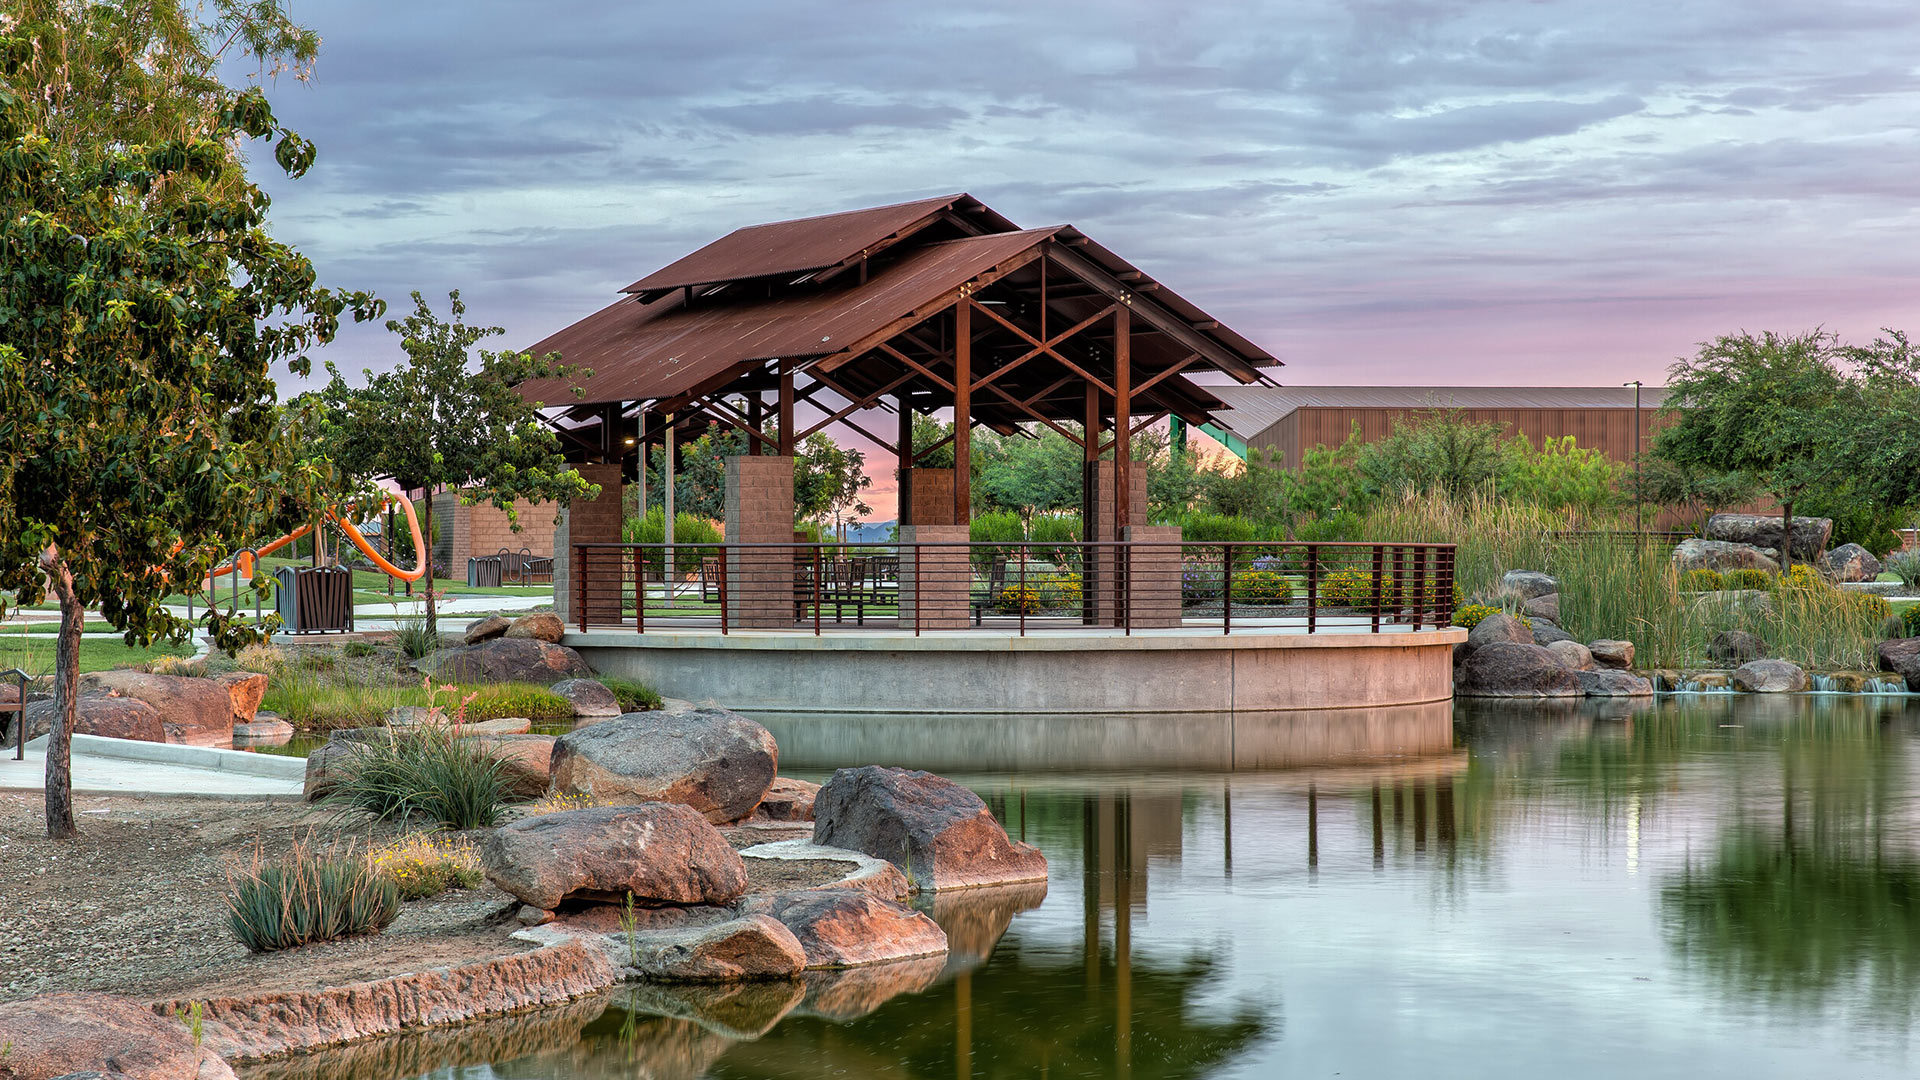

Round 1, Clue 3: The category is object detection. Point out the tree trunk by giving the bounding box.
[39,549,80,840]
[422,486,437,637]
[1780,499,1795,575]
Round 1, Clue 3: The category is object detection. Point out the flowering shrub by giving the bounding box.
[1233,570,1295,605]
[522,790,599,817]
[1452,604,1501,630]
[367,833,483,900]
[994,583,1042,615]
[1725,568,1770,590]
[1779,564,1827,591]
[1904,605,1920,637]
[1679,568,1724,592]
[1840,592,1892,622]
[1182,564,1224,602]
[1039,573,1082,608]
[1320,570,1379,607]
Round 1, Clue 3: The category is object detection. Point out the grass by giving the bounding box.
[322,726,515,829]
[260,672,572,731]
[0,620,122,634]
[0,634,196,675]
[599,675,664,712]
[226,840,400,953]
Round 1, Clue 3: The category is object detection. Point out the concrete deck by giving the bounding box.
[569,622,1466,715]
[0,734,305,799]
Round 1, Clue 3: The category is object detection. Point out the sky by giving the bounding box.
[248,0,1920,517]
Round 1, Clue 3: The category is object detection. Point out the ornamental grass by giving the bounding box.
[226,840,399,953]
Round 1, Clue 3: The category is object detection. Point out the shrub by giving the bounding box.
[392,618,440,660]
[1233,570,1295,605]
[1841,593,1892,622]
[1321,569,1380,607]
[1038,572,1082,609]
[1452,603,1502,630]
[623,508,724,577]
[226,842,399,953]
[1904,605,1920,638]
[1175,511,1261,545]
[261,677,571,731]
[1182,563,1223,602]
[324,726,513,830]
[599,676,663,713]
[970,510,1026,571]
[367,833,483,900]
[234,642,283,675]
[1679,568,1725,592]
[994,583,1042,615]
[140,655,207,676]
[1887,551,1920,588]
[1725,568,1770,591]
[1779,564,1827,591]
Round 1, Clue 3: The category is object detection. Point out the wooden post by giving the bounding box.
[1113,305,1131,533]
[747,393,763,456]
[1082,381,1100,625]
[952,298,971,525]
[635,406,648,514]
[896,392,914,525]
[777,361,795,457]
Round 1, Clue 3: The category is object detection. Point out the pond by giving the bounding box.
[254,694,1920,1079]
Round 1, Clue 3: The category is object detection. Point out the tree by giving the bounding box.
[0,7,379,838]
[1357,409,1507,500]
[794,434,872,537]
[322,292,595,635]
[1652,331,1858,572]
[1843,328,1920,519]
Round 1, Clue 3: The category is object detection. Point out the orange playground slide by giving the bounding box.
[208,494,429,582]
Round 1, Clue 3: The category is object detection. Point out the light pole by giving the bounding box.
[1624,380,1643,540]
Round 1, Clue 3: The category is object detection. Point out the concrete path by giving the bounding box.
[0,734,304,799]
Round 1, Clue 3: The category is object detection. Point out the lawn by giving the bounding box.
[0,635,196,675]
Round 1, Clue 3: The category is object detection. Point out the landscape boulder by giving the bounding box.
[505,612,566,644]
[621,913,808,982]
[551,677,621,718]
[0,991,237,1080]
[384,705,437,727]
[471,733,557,797]
[302,738,371,800]
[78,670,233,746]
[1500,570,1559,601]
[1822,543,1883,583]
[1706,512,1833,561]
[11,694,164,746]
[461,716,532,735]
[1522,592,1560,624]
[1673,539,1780,575]
[1545,640,1593,671]
[757,888,949,968]
[232,716,295,745]
[210,670,269,724]
[755,777,821,822]
[415,637,592,686]
[812,766,1049,892]
[464,614,511,644]
[1454,642,1583,698]
[1588,639,1635,670]
[1576,669,1655,696]
[549,707,779,823]
[1707,629,1768,664]
[481,804,749,910]
[1465,613,1532,656]
[1732,659,1810,693]
[1879,638,1920,686]
[1530,620,1575,648]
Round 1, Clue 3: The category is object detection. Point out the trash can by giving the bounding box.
[275,566,355,633]
[468,556,503,587]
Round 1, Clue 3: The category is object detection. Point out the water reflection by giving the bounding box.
[252,694,1920,1079]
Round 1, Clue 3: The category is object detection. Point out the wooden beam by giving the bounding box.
[1044,243,1264,383]
[896,393,914,524]
[953,299,971,523]
[982,381,1087,446]
[1130,353,1201,399]
[876,342,956,393]
[1113,305,1131,534]
[815,245,1045,373]
[778,359,795,456]
[967,302,1116,393]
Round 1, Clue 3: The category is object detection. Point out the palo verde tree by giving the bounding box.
[0,7,380,838]
[1652,331,1859,573]
[321,291,595,637]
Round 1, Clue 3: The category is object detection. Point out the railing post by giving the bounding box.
[1391,545,1406,627]
[1221,543,1233,635]
[813,545,822,636]
[913,540,922,637]
[9,668,27,761]
[1370,544,1384,633]
[574,544,586,633]
[718,543,729,636]
[633,547,644,634]
[1306,543,1318,634]
[1018,547,1027,637]
[1411,546,1429,630]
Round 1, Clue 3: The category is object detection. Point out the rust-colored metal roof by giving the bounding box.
[520,228,1063,406]
[1209,384,1671,440]
[620,193,1019,294]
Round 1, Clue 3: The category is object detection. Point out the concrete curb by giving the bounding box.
[26,733,307,779]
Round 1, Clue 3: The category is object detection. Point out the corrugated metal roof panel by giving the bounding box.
[620,194,1017,293]
[519,228,1062,405]
[1209,385,1671,440]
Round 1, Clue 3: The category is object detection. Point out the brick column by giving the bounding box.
[1122,525,1183,628]
[724,455,796,629]
[1090,460,1149,627]
[902,469,957,526]
[898,525,971,630]
[553,464,623,627]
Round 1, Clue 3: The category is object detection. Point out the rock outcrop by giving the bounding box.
[1522,592,1560,624]
[1530,620,1575,648]
[79,670,234,746]
[415,637,592,686]
[505,612,566,644]
[12,694,165,745]
[0,991,236,1079]
[812,766,1048,892]
[757,888,949,968]
[1453,642,1583,698]
[551,677,621,718]
[302,737,370,800]
[619,913,808,982]
[548,708,778,823]
[1706,513,1832,561]
[1465,613,1532,655]
[1673,538,1780,575]
[1822,543,1883,583]
[1707,629,1768,664]
[1732,659,1810,693]
[481,804,748,910]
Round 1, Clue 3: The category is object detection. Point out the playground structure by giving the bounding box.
[195,495,429,633]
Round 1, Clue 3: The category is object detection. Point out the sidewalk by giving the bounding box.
[0,735,304,799]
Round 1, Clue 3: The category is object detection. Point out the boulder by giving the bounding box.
[384,705,437,727]
[1706,513,1833,561]
[1707,629,1768,664]
[231,717,295,745]
[11,694,164,746]
[756,777,821,822]
[0,991,236,1080]
[1522,592,1560,624]
[1454,642,1583,698]
[505,612,566,644]
[78,670,233,746]
[1530,620,1575,648]
[1465,613,1533,655]
[1545,640,1593,671]
[464,614,511,644]
[1822,543,1883,583]
[303,738,371,800]
[210,671,269,724]
[1576,669,1655,696]
[1673,539,1780,575]
[621,913,808,982]
[472,733,557,797]
[1589,639,1635,670]
[1732,659,1810,693]
[551,677,621,719]
[758,888,948,968]
[1878,638,1920,686]
[414,637,592,686]
[549,708,778,824]
[481,804,749,910]
[460,716,532,735]
[1500,570,1559,600]
[812,766,1048,892]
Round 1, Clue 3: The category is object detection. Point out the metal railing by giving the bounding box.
[570,540,1456,637]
